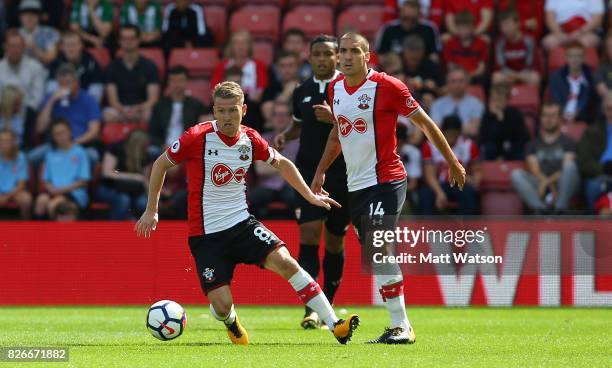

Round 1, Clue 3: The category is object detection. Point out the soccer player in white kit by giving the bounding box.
[312,33,467,344]
[135,82,360,345]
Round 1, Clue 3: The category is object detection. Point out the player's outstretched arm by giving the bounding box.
[272,153,340,210]
[135,153,176,238]
[312,125,341,194]
[410,108,467,189]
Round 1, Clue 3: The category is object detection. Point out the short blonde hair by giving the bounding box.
[213,81,244,104]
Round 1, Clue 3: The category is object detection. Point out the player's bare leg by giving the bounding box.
[264,246,359,344]
[297,220,323,329]
[207,286,249,345]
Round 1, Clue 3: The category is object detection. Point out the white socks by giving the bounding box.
[210,303,236,325]
[289,268,338,329]
[376,274,411,330]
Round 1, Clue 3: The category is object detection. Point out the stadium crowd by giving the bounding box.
[0,0,612,221]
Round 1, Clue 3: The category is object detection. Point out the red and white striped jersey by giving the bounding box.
[422,135,479,182]
[166,121,278,236]
[327,69,418,191]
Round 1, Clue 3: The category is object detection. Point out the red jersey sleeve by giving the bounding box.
[166,126,201,165]
[246,128,279,164]
[386,74,420,117]
[421,142,433,160]
[255,60,269,91]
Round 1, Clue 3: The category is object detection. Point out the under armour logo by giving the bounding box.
[334,99,340,105]
[372,219,383,226]
[208,149,218,155]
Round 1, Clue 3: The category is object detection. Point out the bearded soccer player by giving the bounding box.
[274,35,350,330]
[135,82,360,345]
[313,33,466,344]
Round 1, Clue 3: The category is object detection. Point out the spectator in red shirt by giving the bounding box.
[445,0,493,39]
[492,9,541,87]
[497,0,545,39]
[442,11,488,83]
[210,30,268,104]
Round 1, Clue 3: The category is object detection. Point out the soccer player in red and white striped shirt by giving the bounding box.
[135,82,359,345]
[313,33,466,344]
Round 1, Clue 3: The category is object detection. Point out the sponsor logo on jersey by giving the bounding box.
[238,145,250,161]
[171,140,180,153]
[337,115,368,137]
[211,163,247,186]
[357,94,371,110]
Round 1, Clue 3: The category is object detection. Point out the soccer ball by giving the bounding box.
[146,300,187,341]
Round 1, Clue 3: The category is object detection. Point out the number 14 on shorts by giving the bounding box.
[369,201,385,217]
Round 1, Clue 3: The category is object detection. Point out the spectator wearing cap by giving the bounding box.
[376,0,441,65]
[31,63,101,165]
[104,25,160,124]
[18,0,59,66]
[511,103,579,215]
[430,67,484,137]
[478,82,530,161]
[577,92,612,212]
[0,29,47,111]
[7,0,65,29]
[47,30,104,104]
[69,0,113,48]
[419,115,481,215]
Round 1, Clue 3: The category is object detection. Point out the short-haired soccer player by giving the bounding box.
[135,81,360,345]
[313,33,466,344]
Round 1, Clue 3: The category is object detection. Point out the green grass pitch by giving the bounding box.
[0,306,610,367]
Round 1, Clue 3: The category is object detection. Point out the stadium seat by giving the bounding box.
[467,85,486,104]
[117,48,166,80]
[287,0,339,8]
[204,5,227,46]
[342,0,385,5]
[336,6,385,42]
[480,161,527,191]
[547,47,599,74]
[562,121,587,142]
[234,0,283,6]
[254,41,275,67]
[283,6,334,39]
[480,191,524,216]
[229,5,280,43]
[185,79,212,106]
[102,122,147,145]
[509,84,540,116]
[168,48,219,78]
[87,48,111,69]
[194,0,233,6]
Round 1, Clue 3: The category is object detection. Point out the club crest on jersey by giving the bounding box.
[238,145,250,161]
[406,96,417,109]
[357,94,371,110]
[203,267,215,283]
[211,163,247,186]
[337,115,367,137]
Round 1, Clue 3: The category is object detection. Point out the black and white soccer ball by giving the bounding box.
[146,300,187,341]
